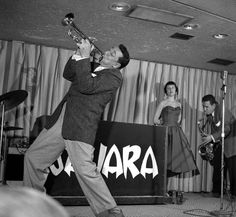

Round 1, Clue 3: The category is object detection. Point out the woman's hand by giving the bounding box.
[154,119,162,126]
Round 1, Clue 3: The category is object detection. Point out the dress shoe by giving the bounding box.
[210,192,220,198]
[108,207,125,217]
[229,194,236,201]
[97,207,125,217]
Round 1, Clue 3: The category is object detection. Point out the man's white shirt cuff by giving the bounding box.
[211,135,215,143]
[71,54,88,61]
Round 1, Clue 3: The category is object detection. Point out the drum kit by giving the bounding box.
[0,90,28,185]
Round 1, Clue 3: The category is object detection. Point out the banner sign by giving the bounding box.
[45,121,168,199]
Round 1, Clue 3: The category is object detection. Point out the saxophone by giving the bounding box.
[197,118,214,162]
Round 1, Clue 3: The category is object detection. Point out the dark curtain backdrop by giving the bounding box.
[1,39,236,192]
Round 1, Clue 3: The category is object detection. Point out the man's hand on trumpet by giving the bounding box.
[75,39,95,58]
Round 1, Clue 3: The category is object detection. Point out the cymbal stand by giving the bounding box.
[0,101,4,150]
[0,101,8,185]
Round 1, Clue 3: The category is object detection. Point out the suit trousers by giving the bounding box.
[212,144,223,193]
[23,104,117,215]
[225,155,236,196]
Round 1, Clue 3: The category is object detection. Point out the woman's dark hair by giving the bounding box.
[202,94,217,105]
[118,44,130,69]
[164,81,179,95]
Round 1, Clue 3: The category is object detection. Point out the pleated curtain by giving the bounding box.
[1,40,236,192]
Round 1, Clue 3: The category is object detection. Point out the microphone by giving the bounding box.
[221,70,228,94]
[221,70,228,82]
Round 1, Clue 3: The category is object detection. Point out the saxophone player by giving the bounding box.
[201,94,236,198]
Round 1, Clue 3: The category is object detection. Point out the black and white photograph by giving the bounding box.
[0,1,236,217]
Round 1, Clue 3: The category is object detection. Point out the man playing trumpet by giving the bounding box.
[23,39,130,217]
[201,94,236,198]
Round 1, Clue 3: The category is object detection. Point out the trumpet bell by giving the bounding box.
[61,13,74,26]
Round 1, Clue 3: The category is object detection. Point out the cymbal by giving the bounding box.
[3,126,23,131]
[0,90,28,111]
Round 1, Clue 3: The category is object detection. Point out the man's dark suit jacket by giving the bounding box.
[45,57,122,145]
[209,103,236,158]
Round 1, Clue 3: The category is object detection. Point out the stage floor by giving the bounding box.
[64,193,236,217]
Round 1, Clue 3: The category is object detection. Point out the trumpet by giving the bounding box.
[62,13,103,61]
[197,118,214,162]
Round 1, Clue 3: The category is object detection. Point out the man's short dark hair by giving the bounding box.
[202,94,217,105]
[118,44,130,69]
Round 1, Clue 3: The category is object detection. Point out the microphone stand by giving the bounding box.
[210,71,231,217]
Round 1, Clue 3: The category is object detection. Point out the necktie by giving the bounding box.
[91,62,100,72]
[206,114,214,133]
[207,114,213,123]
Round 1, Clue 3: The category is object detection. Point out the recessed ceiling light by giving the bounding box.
[109,2,131,12]
[183,23,199,30]
[213,34,228,39]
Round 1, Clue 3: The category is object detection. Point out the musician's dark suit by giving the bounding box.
[207,103,236,196]
[45,57,122,144]
[24,56,124,216]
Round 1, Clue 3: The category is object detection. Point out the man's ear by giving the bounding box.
[213,103,216,110]
[113,62,121,69]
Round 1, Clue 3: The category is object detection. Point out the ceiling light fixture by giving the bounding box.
[213,34,228,39]
[183,23,199,30]
[109,2,131,12]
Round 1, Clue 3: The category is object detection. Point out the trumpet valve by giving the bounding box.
[68,30,80,43]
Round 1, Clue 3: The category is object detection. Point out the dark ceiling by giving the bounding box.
[1,0,236,74]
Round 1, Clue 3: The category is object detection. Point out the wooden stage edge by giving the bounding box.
[53,195,172,206]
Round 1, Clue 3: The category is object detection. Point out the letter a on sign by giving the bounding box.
[102,145,123,178]
[140,146,158,178]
